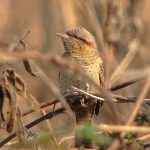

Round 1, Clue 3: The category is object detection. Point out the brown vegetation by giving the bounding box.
[0,0,150,149]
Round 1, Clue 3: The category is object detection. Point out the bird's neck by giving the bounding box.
[64,47,100,65]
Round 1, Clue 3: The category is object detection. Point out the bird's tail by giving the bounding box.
[73,98,97,148]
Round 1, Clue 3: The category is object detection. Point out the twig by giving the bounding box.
[71,86,150,104]
[97,124,150,133]
[36,66,74,117]
[0,107,65,148]
[110,76,146,91]
[0,51,111,101]
[113,95,150,104]
[126,77,150,125]
[0,50,148,92]
[135,133,150,142]
[108,39,141,87]
[22,99,59,116]
[20,90,150,118]
[71,86,117,102]
[27,95,58,147]
[59,135,74,145]
[8,31,30,52]
[19,30,31,41]
[108,77,150,150]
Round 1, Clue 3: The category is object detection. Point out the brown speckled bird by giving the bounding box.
[57,27,104,148]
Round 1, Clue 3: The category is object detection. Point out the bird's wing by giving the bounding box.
[95,63,105,115]
[99,63,105,86]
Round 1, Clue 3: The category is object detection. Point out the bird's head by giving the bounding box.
[56,27,97,56]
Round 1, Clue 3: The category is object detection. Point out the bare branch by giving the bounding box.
[0,107,65,148]
[126,77,150,125]
[110,76,146,91]
[0,51,111,100]
[20,90,150,118]
[71,86,116,102]
[108,39,141,87]
[97,124,150,133]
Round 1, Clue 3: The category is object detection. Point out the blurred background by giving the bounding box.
[0,0,150,146]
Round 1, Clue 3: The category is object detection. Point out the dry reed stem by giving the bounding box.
[0,107,65,148]
[108,39,140,87]
[71,86,116,102]
[108,77,150,150]
[110,74,149,91]
[36,66,74,118]
[27,95,58,148]
[41,109,58,148]
[136,133,150,142]
[126,77,150,125]
[71,86,150,104]
[0,50,111,100]
[21,99,59,116]
[7,33,74,123]
[104,47,118,85]
[20,94,150,119]
[59,135,74,145]
[97,124,150,133]
[19,91,150,119]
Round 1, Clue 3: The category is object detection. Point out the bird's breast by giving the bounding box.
[59,56,101,93]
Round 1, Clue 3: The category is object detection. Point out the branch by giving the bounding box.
[97,124,150,133]
[71,86,117,102]
[0,50,149,92]
[71,86,150,104]
[21,88,150,118]
[108,39,141,87]
[0,51,111,100]
[110,77,146,91]
[0,107,65,148]
[126,77,150,125]
[21,99,59,116]
[113,95,150,104]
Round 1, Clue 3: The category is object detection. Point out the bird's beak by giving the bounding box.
[56,33,69,39]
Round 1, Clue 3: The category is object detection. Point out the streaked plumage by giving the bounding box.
[57,27,104,122]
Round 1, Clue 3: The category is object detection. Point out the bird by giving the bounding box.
[57,27,105,148]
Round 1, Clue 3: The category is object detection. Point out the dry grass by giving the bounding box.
[0,0,150,150]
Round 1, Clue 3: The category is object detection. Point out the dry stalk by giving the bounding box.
[71,86,150,104]
[126,77,150,125]
[97,124,150,133]
[0,107,65,148]
[0,50,148,91]
[108,39,140,87]
[135,133,150,142]
[27,95,58,148]
[107,77,150,150]
[0,51,111,101]
[70,86,116,102]
[19,92,150,119]
[22,99,59,116]
[36,66,74,118]
[58,135,74,145]
[110,72,149,91]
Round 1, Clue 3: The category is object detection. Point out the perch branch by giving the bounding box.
[20,88,150,118]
